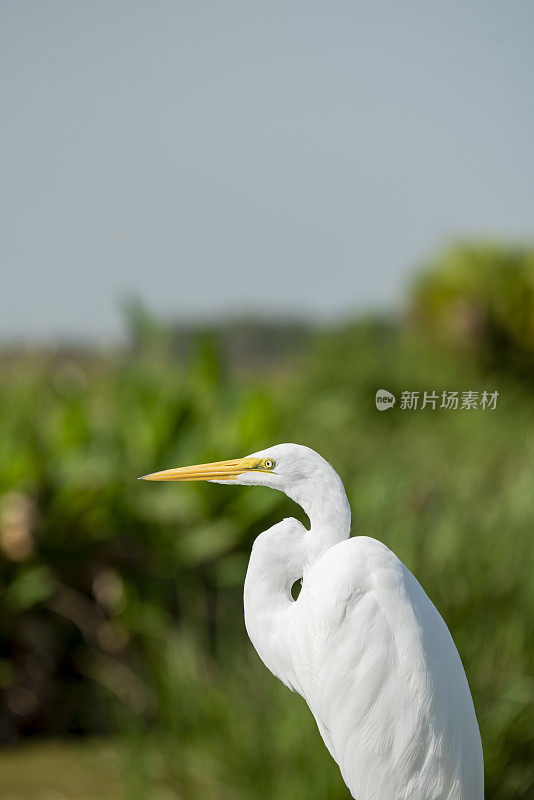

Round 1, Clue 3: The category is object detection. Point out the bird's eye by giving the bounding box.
[262,458,275,470]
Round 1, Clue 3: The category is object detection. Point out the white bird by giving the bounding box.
[141,443,484,800]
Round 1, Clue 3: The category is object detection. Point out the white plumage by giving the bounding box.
[142,442,484,799]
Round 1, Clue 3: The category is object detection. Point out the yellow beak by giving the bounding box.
[139,456,262,482]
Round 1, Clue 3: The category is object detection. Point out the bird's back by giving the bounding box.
[289,536,483,800]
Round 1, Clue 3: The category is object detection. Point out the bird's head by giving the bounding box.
[139,443,340,503]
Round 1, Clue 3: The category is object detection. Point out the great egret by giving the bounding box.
[141,443,484,800]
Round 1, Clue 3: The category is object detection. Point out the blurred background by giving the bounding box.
[1,2,533,798]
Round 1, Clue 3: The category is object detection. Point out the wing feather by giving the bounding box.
[288,536,483,800]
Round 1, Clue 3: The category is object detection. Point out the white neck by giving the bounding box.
[243,473,351,688]
[288,472,352,571]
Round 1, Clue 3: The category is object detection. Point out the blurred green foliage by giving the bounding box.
[1,245,534,799]
[411,242,534,375]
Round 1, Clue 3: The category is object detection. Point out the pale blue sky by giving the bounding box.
[1,1,533,340]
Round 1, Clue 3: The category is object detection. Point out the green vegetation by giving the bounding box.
[411,242,534,375]
[1,245,533,799]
